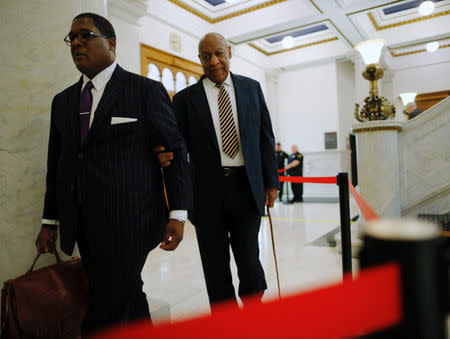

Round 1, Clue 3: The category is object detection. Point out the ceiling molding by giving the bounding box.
[167,0,287,23]
[108,0,147,25]
[345,0,404,16]
[308,0,323,14]
[368,10,450,31]
[327,19,354,47]
[390,35,450,49]
[389,43,450,57]
[229,18,328,44]
[249,37,338,55]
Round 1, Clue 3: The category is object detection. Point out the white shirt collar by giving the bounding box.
[203,73,232,89]
[82,61,117,91]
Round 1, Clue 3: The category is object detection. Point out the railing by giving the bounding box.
[399,96,450,216]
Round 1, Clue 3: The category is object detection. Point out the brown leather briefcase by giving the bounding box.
[1,251,88,338]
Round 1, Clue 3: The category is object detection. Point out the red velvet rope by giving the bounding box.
[279,176,337,184]
[95,264,401,339]
[348,180,380,221]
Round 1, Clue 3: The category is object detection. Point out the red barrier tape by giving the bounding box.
[279,176,337,184]
[95,263,401,339]
[348,180,380,221]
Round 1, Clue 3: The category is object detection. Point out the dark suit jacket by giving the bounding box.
[42,65,189,255]
[172,73,279,224]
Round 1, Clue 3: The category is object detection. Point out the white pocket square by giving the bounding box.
[111,117,138,125]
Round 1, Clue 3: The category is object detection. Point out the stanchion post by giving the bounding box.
[337,172,352,275]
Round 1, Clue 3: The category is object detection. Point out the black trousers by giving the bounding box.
[195,169,267,307]
[290,172,303,201]
[76,210,152,336]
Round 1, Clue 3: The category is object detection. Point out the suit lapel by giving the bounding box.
[191,79,220,153]
[231,72,248,141]
[69,77,83,149]
[87,65,127,143]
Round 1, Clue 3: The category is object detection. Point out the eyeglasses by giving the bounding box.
[64,31,109,46]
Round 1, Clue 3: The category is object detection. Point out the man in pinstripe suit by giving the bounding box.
[35,13,189,336]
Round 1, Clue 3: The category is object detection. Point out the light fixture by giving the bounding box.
[224,0,238,3]
[355,39,386,64]
[418,1,435,16]
[281,36,294,49]
[399,92,417,106]
[354,39,395,122]
[426,41,439,52]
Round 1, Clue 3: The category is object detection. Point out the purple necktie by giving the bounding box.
[79,81,93,145]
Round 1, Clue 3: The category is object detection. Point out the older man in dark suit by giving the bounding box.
[158,33,279,308]
[35,13,189,335]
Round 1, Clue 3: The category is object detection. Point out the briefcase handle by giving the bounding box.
[27,250,62,273]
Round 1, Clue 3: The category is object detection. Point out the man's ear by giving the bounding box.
[108,38,116,52]
[227,46,232,59]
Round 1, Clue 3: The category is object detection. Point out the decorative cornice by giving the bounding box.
[368,10,450,31]
[352,125,402,133]
[308,0,323,14]
[249,37,338,56]
[327,19,354,47]
[168,0,287,23]
[108,0,147,25]
[346,0,404,16]
[389,44,450,57]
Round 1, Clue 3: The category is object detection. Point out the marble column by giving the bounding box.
[0,0,107,285]
[353,121,403,225]
[108,0,147,74]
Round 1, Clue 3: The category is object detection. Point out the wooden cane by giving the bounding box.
[267,206,281,299]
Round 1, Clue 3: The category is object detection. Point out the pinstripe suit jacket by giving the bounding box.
[42,65,190,255]
[172,73,279,225]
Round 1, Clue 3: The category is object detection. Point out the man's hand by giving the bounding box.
[265,188,278,208]
[153,146,173,168]
[35,226,58,253]
[160,219,184,251]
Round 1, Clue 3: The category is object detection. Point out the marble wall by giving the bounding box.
[399,97,450,216]
[0,0,97,284]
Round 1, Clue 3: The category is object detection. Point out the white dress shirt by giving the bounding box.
[43,61,186,225]
[203,74,245,167]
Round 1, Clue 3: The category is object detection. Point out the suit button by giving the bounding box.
[78,153,84,160]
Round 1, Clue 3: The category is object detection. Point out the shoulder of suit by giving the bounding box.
[125,69,159,86]
[173,80,201,100]
[53,80,79,102]
[231,73,259,87]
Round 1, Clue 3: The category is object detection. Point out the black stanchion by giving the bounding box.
[337,172,352,275]
[359,220,447,338]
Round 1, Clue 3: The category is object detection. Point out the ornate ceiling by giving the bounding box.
[119,0,450,70]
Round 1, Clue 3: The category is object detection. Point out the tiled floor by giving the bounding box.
[142,201,352,323]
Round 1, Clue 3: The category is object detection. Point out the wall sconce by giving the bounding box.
[399,92,417,106]
[400,92,418,119]
[354,39,396,122]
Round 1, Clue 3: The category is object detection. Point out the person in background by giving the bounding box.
[35,13,189,336]
[156,32,279,309]
[285,145,303,203]
[276,142,289,201]
[406,102,423,119]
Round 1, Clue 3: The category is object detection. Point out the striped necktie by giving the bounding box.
[79,81,93,145]
[216,83,240,159]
